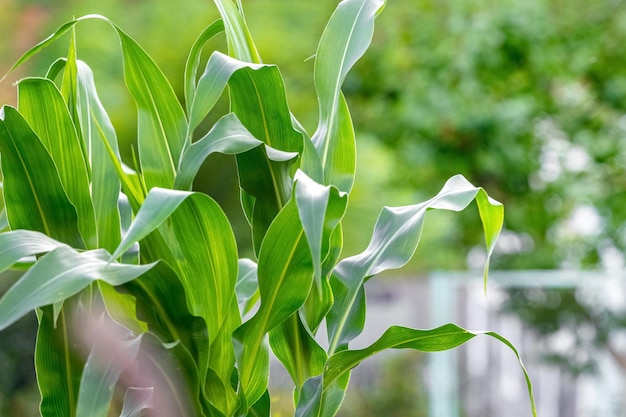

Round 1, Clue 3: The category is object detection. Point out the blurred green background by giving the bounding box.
[2,0,626,415]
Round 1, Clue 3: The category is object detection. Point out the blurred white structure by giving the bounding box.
[354,271,626,417]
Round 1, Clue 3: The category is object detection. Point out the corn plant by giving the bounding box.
[0,0,536,416]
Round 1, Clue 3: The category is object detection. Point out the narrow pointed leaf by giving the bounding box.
[312,0,386,192]
[184,18,225,116]
[212,0,261,63]
[75,60,123,253]
[114,26,188,190]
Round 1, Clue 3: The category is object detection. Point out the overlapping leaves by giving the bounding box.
[0,1,537,417]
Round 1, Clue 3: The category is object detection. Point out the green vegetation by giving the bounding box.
[0,1,537,416]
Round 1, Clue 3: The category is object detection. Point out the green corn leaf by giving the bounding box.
[294,374,350,417]
[327,174,503,353]
[0,106,84,248]
[135,332,201,417]
[184,18,225,117]
[312,0,386,192]
[183,50,304,251]
[76,321,143,417]
[0,247,155,332]
[294,170,347,293]
[119,387,153,417]
[322,324,536,417]
[233,197,314,410]
[269,313,327,394]
[110,187,239,342]
[9,15,188,190]
[113,24,188,190]
[229,64,304,252]
[175,113,264,190]
[120,263,208,416]
[109,187,241,415]
[97,281,148,335]
[17,77,97,248]
[0,230,67,273]
[60,27,81,137]
[236,258,258,310]
[36,306,84,417]
[74,60,123,253]
[187,51,262,137]
[247,390,271,417]
[0,18,77,83]
[212,0,261,63]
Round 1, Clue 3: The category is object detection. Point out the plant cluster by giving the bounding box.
[0,1,535,416]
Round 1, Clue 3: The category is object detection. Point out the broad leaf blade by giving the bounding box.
[36,307,83,417]
[17,77,97,248]
[233,197,314,410]
[229,63,304,252]
[114,27,188,190]
[0,106,84,248]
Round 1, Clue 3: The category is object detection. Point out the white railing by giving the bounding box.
[353,271,626,417]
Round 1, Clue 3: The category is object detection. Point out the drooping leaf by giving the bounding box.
[294,170,347,294]
[327,174,503,353]
[0,106,84,248]
[0,230,66,273]
[175,113,264,190]
[322,324,536,417]
[0,247,155,331]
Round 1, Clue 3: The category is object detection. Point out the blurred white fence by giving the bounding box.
[351,270,626,417]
